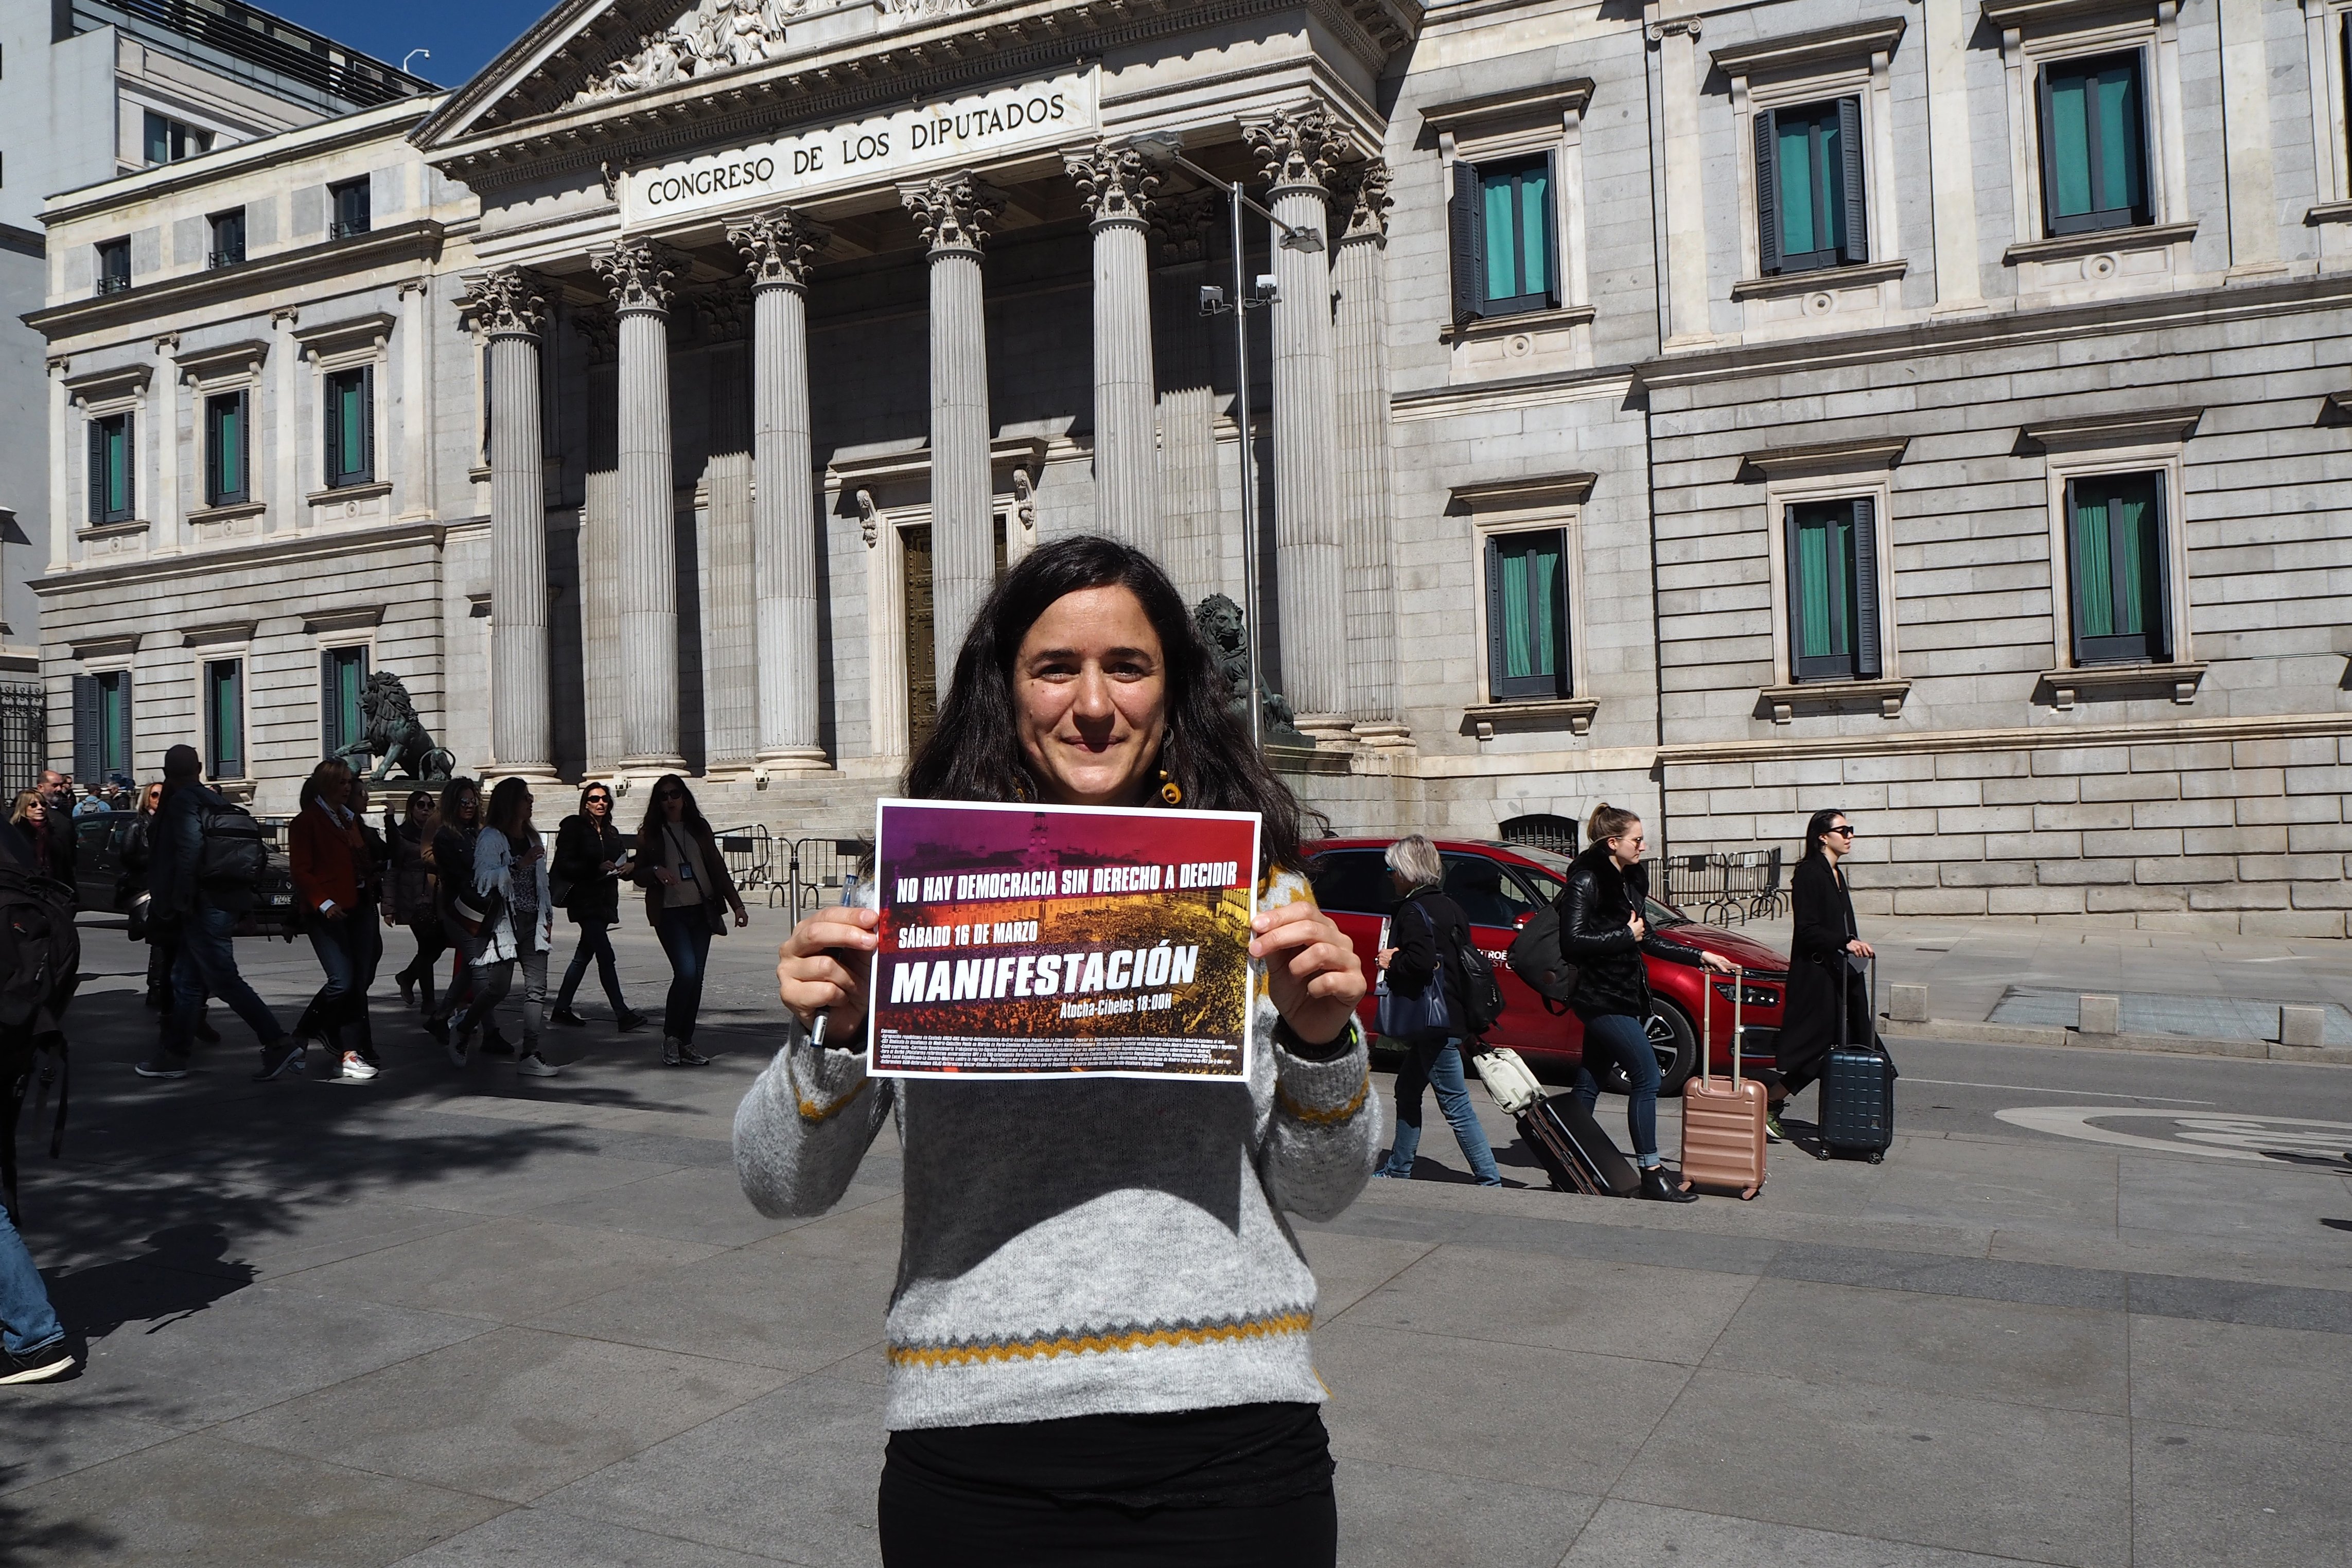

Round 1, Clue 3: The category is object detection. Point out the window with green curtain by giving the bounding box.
[1477,155,1554,315]
[2068,472,2167,663]
[1789,501,1856,675]
[2040,53,2148,235]
[206,391,247,505]
[1775,103,1845,267]
[94,672,128,776]
[1484,528,1569,700]
[322,646,368,760]
[205,660,244,779]
[89,412,134,524]
[325,366,373,487]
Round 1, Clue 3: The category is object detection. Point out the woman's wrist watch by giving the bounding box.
[1274,1015,1362,1063]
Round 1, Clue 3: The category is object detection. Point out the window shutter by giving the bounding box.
[1850,496,1883,678]
[1541,148,1562,308]
[1837,97,1869,264]
[1782,503,1805,675]
[360,366,376,480]
[1483,534,1506,696]
[2035,67,2062,239]
[2063,479,2088,665]
[321,651,339,754]
[87,419,104,524]
[204,399,220,503]
[235,388,251,500]
[1754,111,1782,276]
[2150,485,2175,661]
[117,670,134,775]
[122,410,135,519]
[72,675,100,782]
[323,375,341,484]
[1449,160,1485,325]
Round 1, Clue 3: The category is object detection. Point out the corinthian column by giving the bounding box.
[901,172,1004,691]
[590,238,687,773]
[727,208,832,772]
[1244,107,1353,743]
[1065,143,1160,551]
[461,268,558,781]
[1331,162,1407,748]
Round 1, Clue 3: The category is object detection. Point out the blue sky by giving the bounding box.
[263,0,557,87]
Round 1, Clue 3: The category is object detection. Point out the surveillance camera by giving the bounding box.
[1253,274,1279,303]
[1198,284,1226,314]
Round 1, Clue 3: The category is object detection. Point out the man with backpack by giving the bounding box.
[142,745,295,1081]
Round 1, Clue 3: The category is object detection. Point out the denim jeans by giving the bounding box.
[655,906,713,1044]
[167,904,285,1054]
[1573,1011,1662,1166]
[296,914,376,1058]
[557,919,628,1013]
[1379,1038,1502,1185]
[0,1202,63,1357]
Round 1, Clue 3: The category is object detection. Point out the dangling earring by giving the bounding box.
[1159,767,1183,806]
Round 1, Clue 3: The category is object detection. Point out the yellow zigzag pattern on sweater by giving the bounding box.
[888,1309,1315,1370]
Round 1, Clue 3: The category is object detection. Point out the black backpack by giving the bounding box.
[196,798,268,891]
[0,856,79,1224]
[1506,904,1581,1014]
[1449,924,1505,1035]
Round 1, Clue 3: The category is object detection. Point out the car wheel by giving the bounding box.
[1594,1003,1697,1097]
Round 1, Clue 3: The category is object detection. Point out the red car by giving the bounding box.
[1306,838,1791,1094]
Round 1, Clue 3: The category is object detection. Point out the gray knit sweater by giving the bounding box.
[733,869,1384,1431]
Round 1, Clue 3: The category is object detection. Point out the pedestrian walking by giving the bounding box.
[747,536,1378,1567]
[550,783,645,1032]
[423,778,486,1057]
[1556,803,1736,1204]
[122,782,218,1055]
[1372,834,1502,1187]
[630,774,746,1067]
[140,744,293,1081]
[8,793,56,879]
[348,773,388,1030]
[1766,808,1891,1141]
[443,779,558,1076]
[0,824,74,1384]
[35,772,76,887]
[385,790,444,1013]
[288,760,381,1082]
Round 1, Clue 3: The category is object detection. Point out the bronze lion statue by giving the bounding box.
[330,671,457,784]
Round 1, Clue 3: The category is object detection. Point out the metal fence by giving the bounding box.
[1657,848,1787,926]
[0,683,45,799]
[776,837,869,920]
[710,824,777,895]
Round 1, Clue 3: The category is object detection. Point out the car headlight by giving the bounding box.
[1711,982,1781,1007]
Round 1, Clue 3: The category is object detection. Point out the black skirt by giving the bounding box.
[877,1402,1338,1567]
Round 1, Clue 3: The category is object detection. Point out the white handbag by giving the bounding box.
[1471,1046,1545,1116]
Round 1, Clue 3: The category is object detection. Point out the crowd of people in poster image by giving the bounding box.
[3,537,1897,1568]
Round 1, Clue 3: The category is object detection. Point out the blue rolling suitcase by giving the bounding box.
[1818,954,1894,1163]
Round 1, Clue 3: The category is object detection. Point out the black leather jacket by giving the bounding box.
[1556,843,1705,1018]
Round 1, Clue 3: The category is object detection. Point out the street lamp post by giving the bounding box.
[1129,136,1322,750]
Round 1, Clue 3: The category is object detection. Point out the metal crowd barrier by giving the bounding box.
[776,836,869,918]
[711,824,776,894]
[1657,847,1786,926]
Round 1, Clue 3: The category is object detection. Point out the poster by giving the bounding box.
[866,798,1261,1080]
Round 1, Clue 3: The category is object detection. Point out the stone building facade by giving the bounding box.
[25,0,2352,932]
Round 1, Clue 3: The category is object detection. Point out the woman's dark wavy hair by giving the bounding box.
[635,772,712,852]
[1802,806,1849,861]
[438,776,481,826]
[904,535,1317,871]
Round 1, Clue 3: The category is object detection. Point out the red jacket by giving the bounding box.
[290,803,361,917]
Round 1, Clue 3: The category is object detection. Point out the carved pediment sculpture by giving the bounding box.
[876,0,991,26]
[572,0,806,104]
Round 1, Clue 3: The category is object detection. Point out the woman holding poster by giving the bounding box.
[739,537,1380,1565]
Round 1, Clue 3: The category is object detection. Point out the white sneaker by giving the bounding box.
[516,1052,559,1078]
[339,1051,379,1082]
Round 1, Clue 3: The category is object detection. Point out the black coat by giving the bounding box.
[553,814,625,924]
[1386,890,1470,1039]
[1556,844,1704,1019]
[1778,854,1880,1083]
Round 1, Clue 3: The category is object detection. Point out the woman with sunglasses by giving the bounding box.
[551,782,646,1032]
[1769,808,1880,1141]
[631,774,747,1066]
[1558,803,1736,1202]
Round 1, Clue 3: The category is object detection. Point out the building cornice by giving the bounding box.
[1709,15,1905,78]
[2018,407,2203,451]
[1740,435,1908,479]
[1980,0,2168,30]
[23,222,447,346]
[416,0,1420,188]
[1448,472,1599,512]
[1636,271,2352,394]
[1418,79,1594,141]
[1657,710,2352,770]
[33,520,452,597]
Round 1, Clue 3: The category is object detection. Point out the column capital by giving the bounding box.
[591,237,682,314]
[1064,142,1160,228]
[459,267,548,337]
[1330,158,1393,243]
[900,171,1006,255]
[1150,189,1223,263]
[727,207,831,291]
[1245,104,1354,193]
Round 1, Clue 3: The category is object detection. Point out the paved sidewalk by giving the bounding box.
[4,911,2349,1567]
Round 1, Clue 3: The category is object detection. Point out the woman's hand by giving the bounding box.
[1627,912,1647,942]
[1846,938,1875,960]
[1699,951,1737,974]
[652,867,679,886]
[1250,902,1367,1046]
[777,905,879,1032]
[732,905,750,930]
[1374,946,1396,972]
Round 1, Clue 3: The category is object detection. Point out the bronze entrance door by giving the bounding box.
[903,523,936,751]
